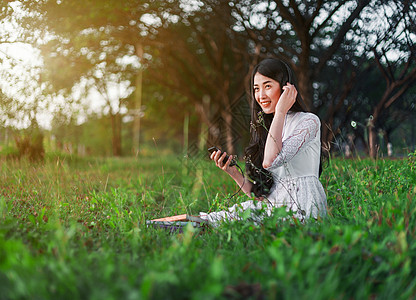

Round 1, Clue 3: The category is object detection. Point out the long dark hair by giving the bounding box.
[244,58,307,197]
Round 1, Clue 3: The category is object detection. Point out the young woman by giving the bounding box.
[199,58,327,226]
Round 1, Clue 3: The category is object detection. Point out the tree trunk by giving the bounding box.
[294,63,313,112]
[367,117,377,159]
[321,71,356,151]
[221,109,234,154]
[132,43,143,156]
[221,90,235,154]
[111,113,122,156]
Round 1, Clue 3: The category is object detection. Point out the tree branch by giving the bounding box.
[274,1,297,30]
[372,48,391,84]
[381,48,396,82]
[315,0,370,74]
[311,1,343,39]
[384,68,416,109]
[306,0,323,29]
[288,0,305,30]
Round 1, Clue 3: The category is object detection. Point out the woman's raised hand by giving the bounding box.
[275,83,297,115]
[210,150,235,174]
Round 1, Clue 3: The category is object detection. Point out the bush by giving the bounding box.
[13,132,45,161]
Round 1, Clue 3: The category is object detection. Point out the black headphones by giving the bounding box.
[283,61,293,84]
[282,60,309,111]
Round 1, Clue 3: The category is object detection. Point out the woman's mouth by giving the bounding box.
[260,101,272,107]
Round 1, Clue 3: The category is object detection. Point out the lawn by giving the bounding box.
[1,151,416,299]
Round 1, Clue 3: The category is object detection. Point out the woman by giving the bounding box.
[199,58,327,226]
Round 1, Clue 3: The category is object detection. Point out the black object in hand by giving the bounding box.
[207,146,236,166]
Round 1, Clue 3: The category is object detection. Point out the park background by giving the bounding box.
[1,1,416,299]
[0,0,415,159]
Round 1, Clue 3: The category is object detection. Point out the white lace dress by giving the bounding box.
[199,111,327,226]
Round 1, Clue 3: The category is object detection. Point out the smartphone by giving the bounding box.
[207,146,236,166]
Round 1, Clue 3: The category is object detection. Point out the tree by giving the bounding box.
[0,43,50,159]
[0,1,58,158]
[15,0,199,154]
[16,0,253,154]
[230,0,371,108]
[13,0,416,158]
[231,0,416,155]
[223,0,377,151]
[142,1,251,153]
[365,0,416,157]
[20,1,142,156]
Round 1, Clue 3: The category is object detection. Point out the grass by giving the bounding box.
[0,151,416,299]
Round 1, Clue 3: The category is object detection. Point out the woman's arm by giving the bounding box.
[263,83,297,168]
[210,150,253,198]
[264,115,320,171]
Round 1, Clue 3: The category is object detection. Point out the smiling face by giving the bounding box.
[253,72,282,114]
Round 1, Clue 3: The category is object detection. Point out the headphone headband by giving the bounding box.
[283,61,292,84]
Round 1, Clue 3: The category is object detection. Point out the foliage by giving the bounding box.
[0,152,416,299]
[2,0,415,156]
[2,124,46,161]
[13,134,44,161]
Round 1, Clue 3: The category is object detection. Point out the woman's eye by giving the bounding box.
[265,84,271,88]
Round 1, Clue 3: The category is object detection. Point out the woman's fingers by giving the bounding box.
[215,151,223,165]
[283,83,297,97]
[217,151,227,166]
[220,153,234,170]
[223,154,233,168]
[211,150,221,162]
[210,150,235,175]
[210,150,221,163]
[212,151,230,168]
[277,83,297,113]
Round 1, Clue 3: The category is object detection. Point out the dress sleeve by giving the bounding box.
[265,114,320,171]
